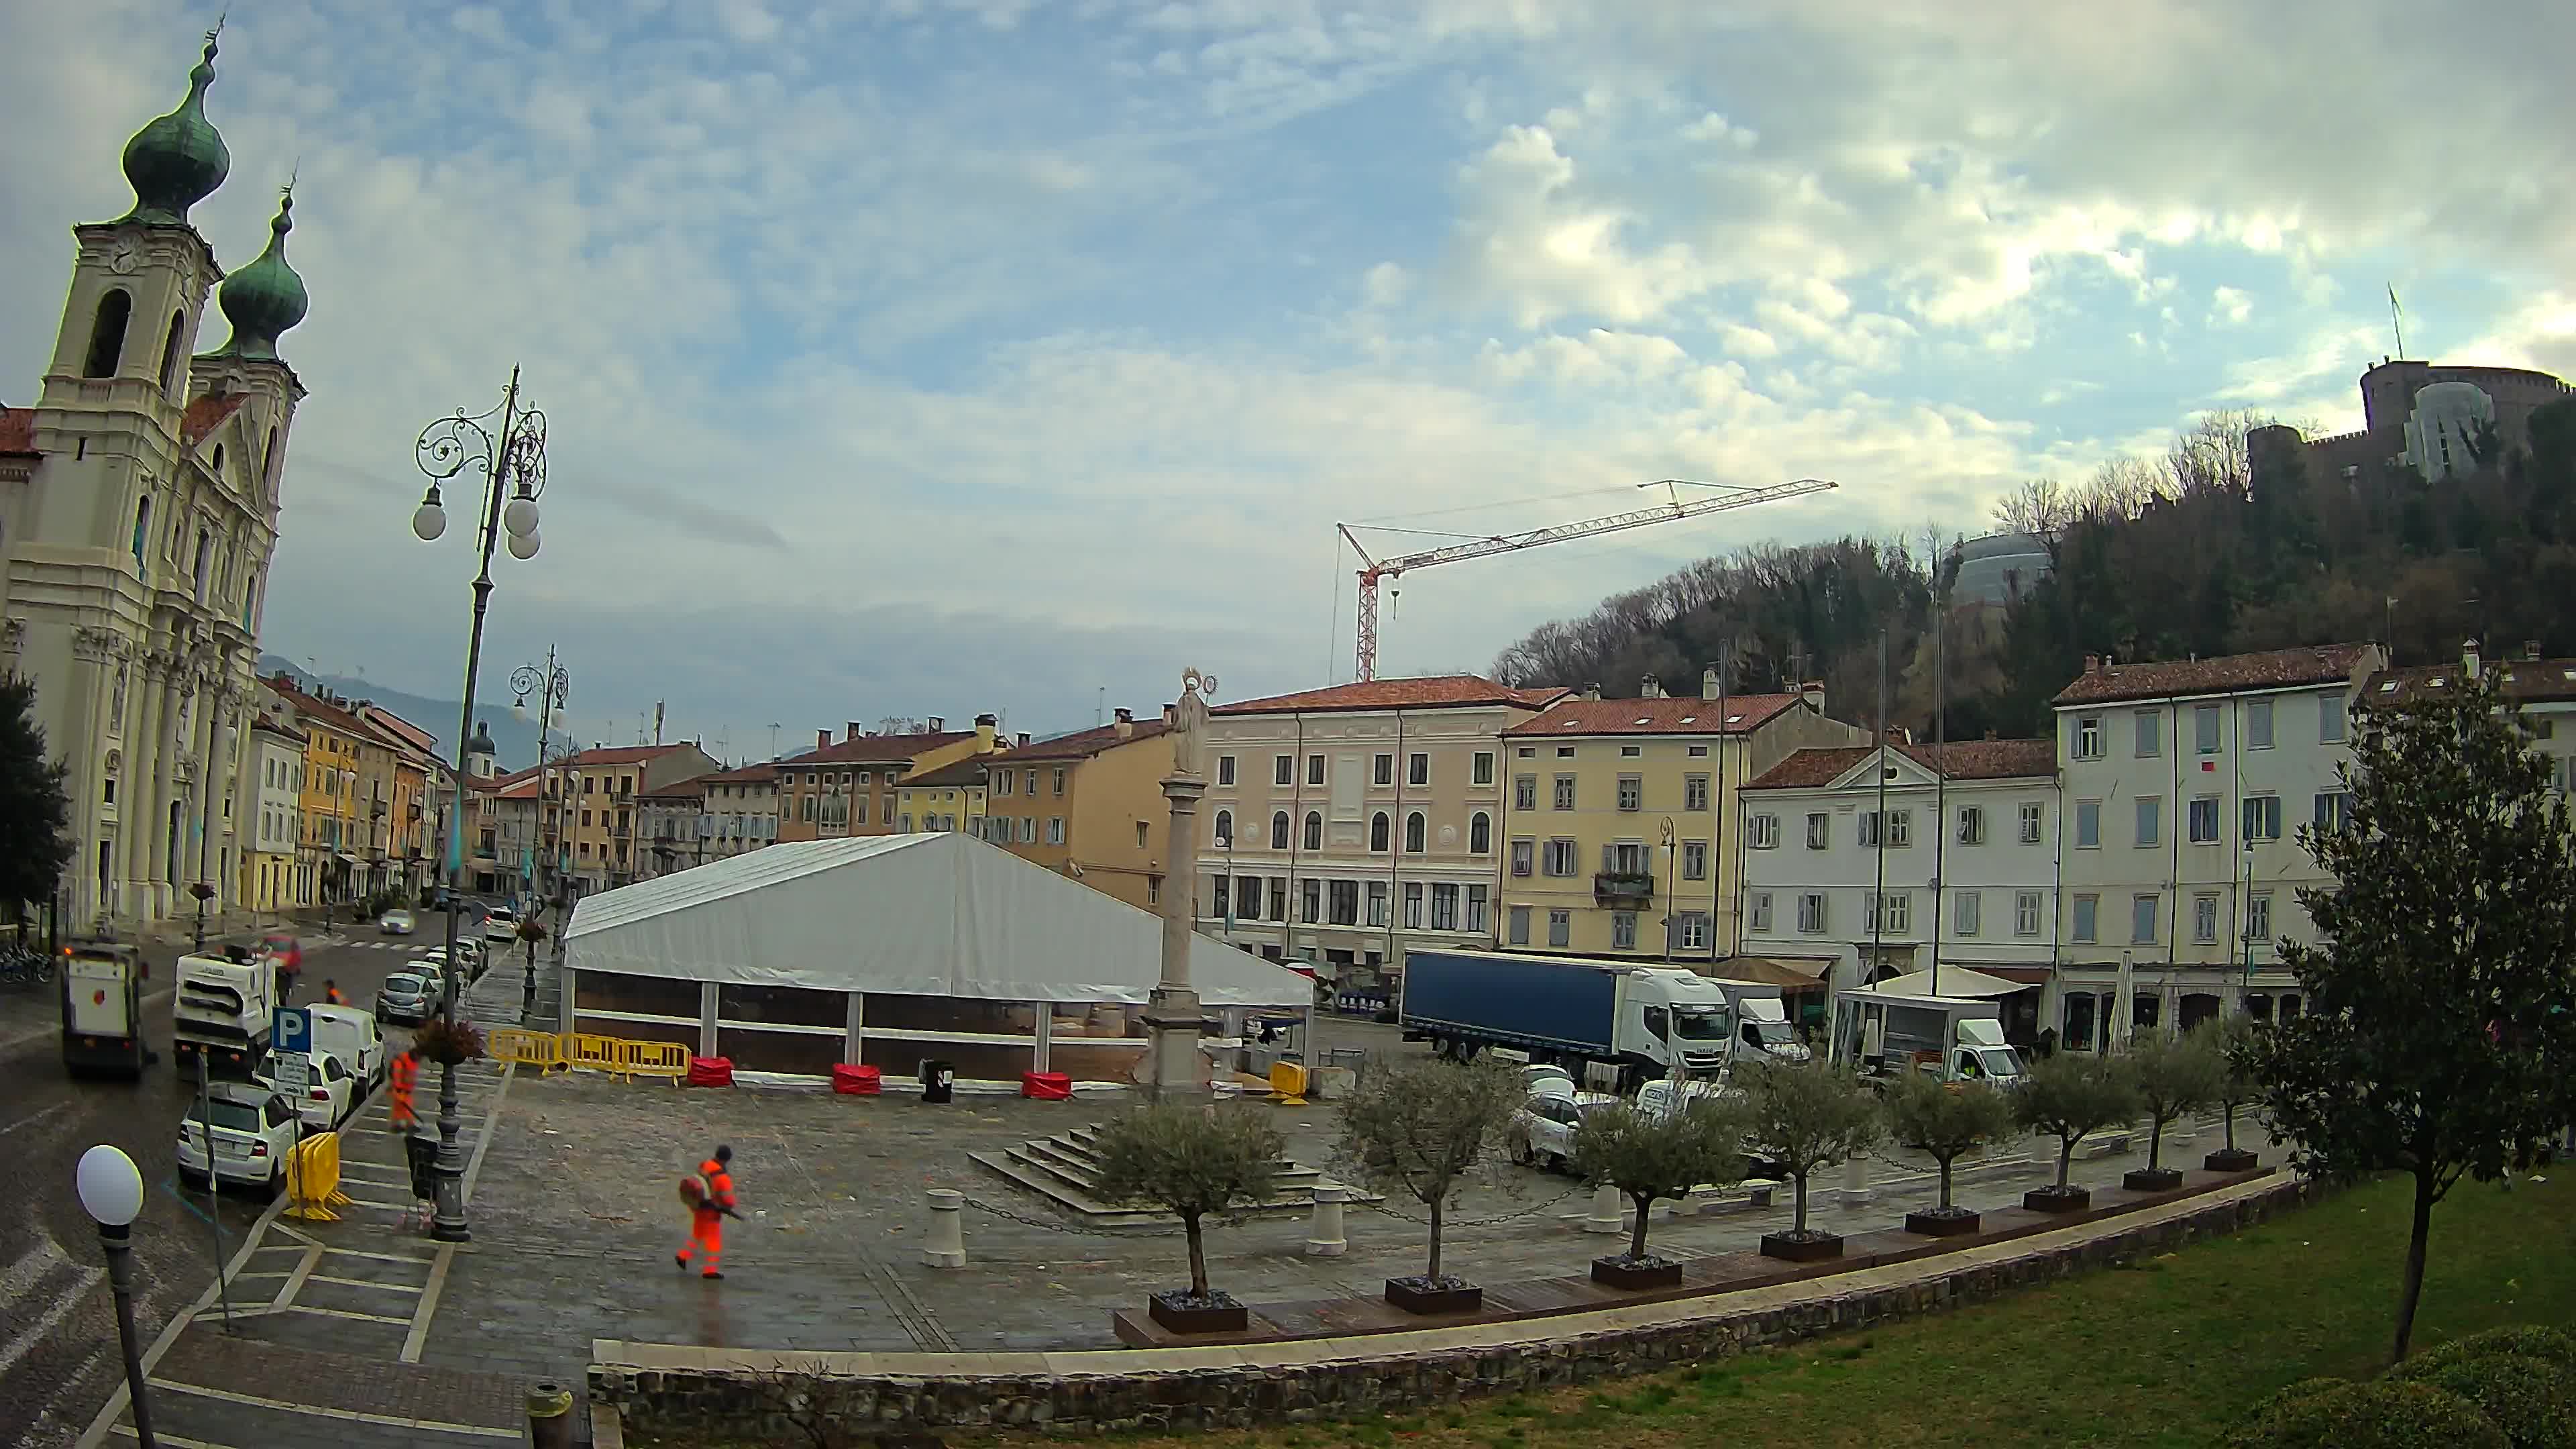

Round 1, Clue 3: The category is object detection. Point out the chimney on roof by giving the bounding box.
[1582,682,1601,701]
[817,729,830,751]
[1114,707,1134,739]
[2526,640,2544,662]
[1641,674,1663,698]
[927,716,945,732]
[975,713,998,751]
[2084,653,2101,674]
[1016,732,1032,747]
[847,721,865,742]
[1701,667,1721,702]
[2463,637,2481,679]
[1800,680,1824,710]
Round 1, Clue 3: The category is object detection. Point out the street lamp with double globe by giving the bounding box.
[409,368,549,1242]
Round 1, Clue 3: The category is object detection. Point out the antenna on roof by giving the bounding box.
[2387,282,2407,359]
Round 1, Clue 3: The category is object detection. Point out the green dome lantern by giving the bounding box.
[208,187,308,362]
[119,28,230,227]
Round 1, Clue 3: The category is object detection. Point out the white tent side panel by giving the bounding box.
[563,832,1309,1008]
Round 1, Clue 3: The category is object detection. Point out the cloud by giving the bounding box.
[2210,286,2254,327]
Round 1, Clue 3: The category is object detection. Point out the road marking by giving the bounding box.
[282,1303,411,1325]
[312,1274,421,1293]
[0,1248,104,1380]
[0,1099,74,1138]
[339,1196,417,1212]
[400,1242,456,1364]
[460,1061,515,1205]
[146,1379,519,1436]
[112,1426,241,1448]
[274,1244,323,1311]
[0,989,172,1057]
[321,1246,435,1266]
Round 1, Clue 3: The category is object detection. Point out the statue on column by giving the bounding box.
[1170,667,1217,780]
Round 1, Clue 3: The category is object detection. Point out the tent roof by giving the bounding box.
[564,832,1313,1008]
[1860,966,2028,1000]
[1709,955,1834,989]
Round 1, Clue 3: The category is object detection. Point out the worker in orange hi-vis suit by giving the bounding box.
[676,1144,739,1279]
[388,1046,419,1134]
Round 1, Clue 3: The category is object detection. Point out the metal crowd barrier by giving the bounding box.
[482,1028,690,1083]
[284,1131,354,1222]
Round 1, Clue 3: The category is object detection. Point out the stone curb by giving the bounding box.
[594,1173,2314,1437]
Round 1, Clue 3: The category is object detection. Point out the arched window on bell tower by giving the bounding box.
[84,289,132,378]
[159,311,187,395]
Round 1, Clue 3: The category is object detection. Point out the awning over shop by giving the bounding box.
[1861,965,2027,999]
[1951,964,2051,985]
[564,831,1312,1008]
[1709,956,1834,990]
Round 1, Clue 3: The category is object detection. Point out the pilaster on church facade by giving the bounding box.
[0,23,312,934]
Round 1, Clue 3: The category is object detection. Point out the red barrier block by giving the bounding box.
[832,1062,881,1095]
[687,1055,735,1087]
[1022,1070,1072,1100]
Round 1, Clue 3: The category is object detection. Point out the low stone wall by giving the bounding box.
[596,1176,2316,1439]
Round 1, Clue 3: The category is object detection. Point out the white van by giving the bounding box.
[305,1004,386,1087]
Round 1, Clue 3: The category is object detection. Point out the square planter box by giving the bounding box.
[1760,1232,1843,1263]
[2023,1185,2092,1214]
[1147,1291,1248,1335]
[2123,1167,2186,1193]
[1591,1255,1685,1290]
[1904,1208,1982,1238]
[2204,1148,2260,1173]
[1383,1277,1483,1316]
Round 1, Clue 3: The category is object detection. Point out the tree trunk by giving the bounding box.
[2222,1104,2237,1152]
[2147,1112,2165,1171]
[1426,1194,1444,1282]
[1184,1213,1210,1298]
[1628,1193,1652,1259]
[2056,1138,2075,1189]
[2391,1169,2436,1364]
[1792,1173,1809,1234]
[1937,1154,1955,1211]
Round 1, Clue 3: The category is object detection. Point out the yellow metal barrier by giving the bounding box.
[284,1131,353,1222]
[616,1039,690,1082]
[486,1027,567,1071]
[1269,1060,1309,1106]
[566,1033,625,1077]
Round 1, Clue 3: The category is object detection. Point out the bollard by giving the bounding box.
[2170,1113,2198,1147]
[1583,1182,1624,1234]
[1304,1182,1348,1256]
[1837,1152,1874,1206]
[527,1379,575,1449]
[921,1189,967,1269]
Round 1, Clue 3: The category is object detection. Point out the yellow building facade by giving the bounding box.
[1496,678,1865,961]
[983,709,1174,912]
[775,714,1000,843]
[896,756,987,835]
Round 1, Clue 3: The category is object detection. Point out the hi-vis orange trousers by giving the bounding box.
[678,1211,722,1276]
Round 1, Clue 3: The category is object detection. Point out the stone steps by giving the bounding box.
[968,1126,1375,1230]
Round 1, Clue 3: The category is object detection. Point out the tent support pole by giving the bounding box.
[699,981,719,1059]
[844,991,863,1067]
[1032,1002,1052,1073]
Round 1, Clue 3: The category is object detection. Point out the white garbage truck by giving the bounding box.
[1828,985,2026,1089]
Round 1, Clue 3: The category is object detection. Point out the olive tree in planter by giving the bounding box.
[2123,1028,2226,1191]
[1336,1053,1523,1313]
[2012,1052,2139,1212]
[1571,1093,1754,1288]
[1091,1103,1285,1334]
[1740,1061,1883,1263]
[1885,1072,2016,1237]
[2202,1016,2265,1173]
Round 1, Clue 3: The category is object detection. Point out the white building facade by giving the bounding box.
[240,717,304,913]
[1738,739,2061,1042]
[2050,644,2383,1049]
[1193,676,1566,985]
[0,32,308,932]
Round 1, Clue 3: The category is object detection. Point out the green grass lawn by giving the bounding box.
[943,1172,2576,1449]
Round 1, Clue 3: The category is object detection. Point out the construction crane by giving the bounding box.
[1337,476,1839,682]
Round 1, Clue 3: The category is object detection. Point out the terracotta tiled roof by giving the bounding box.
[1503,694,1805,737]
[1213,675,1568,716]
[778,731,976,767]
[905,757,990,788]
[638,777,710,801]
[564,743,698,767]
[990,718,1171,761]
[0,407,34,456]
[251,714,306,743]
[1746,739,2057,791]
[2050,644,2375,706]
[494,773,542,801]
[180,392,250,449]
[468,765,539,794]
[261,675,366,736]
[2365,657,2576,706]
[695,763,784,785]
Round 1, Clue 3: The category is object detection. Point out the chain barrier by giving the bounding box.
[1358,1181,1588,1228]
[958,1193,1191,1238]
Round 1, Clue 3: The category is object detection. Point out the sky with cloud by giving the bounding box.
[5,0,2572,761]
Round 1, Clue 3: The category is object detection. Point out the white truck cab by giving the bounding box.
[1829,987,2027,1088]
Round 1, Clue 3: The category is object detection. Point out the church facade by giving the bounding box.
[0,27,311,933]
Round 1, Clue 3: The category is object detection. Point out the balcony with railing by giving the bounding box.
[1593,871,1655,906]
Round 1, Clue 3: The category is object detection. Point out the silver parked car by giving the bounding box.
[375,971,435,1026]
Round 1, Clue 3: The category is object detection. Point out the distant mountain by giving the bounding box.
[256,655,560,771]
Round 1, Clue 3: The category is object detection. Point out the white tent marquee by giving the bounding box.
[1860,966,2026,1000]
[564,831,1311,1008]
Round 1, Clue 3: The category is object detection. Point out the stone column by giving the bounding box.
[1143,669,1217,1101]
[920,1189,967,1269]
[1837,1152,1874,1206]
[125,659,170,919]
[1583,1183,1624,1234]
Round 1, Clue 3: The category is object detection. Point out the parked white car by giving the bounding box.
[252,1046,360,1132]
[1509,1085,1611,1173]
[481,906,520,945]
[176,1081,298,1197]
[378,908,416,936]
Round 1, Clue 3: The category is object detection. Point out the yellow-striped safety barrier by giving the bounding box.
[485,1027,567,1071]
[616,1039,690,1081]
[480,1029,696,1083]
[566,1033,625,1076]
[284,1131,354,1222]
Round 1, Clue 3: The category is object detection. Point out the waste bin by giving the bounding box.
[920,1059,955,1104]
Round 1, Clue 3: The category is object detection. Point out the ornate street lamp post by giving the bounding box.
[409,368,549,1242]
[512,651,570,1019]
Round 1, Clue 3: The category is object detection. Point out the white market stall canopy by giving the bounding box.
[563,832,1313,1008]
[1862,967,2027,1000]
